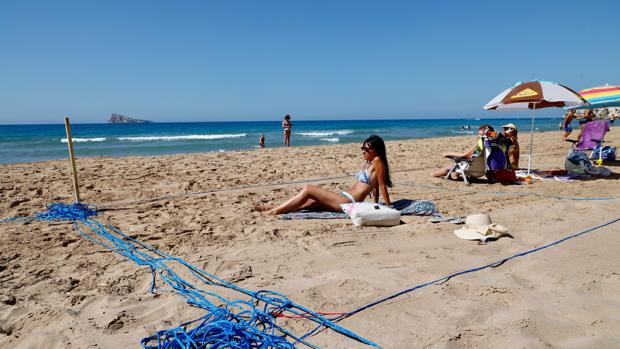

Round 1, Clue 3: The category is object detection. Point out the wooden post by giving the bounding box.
[64,117,81,203]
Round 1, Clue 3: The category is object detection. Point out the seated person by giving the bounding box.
[432,125,493,178]
[500,123,519,170]
[254,135,392,215]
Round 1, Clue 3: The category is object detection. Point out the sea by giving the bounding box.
[0,118,566,164]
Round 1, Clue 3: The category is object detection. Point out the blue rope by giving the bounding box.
[299,216,620,340]
[95,171,613,211]
[3,202,381,349]
[397,181,616,201]
[0,202,98,223]
[7,202,617,346]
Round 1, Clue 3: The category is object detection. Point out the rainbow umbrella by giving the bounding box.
[570,85,620,109]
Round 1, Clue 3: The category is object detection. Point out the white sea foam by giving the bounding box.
[61,137,106,143]
[295,130,353,137]
[320,138,339,142]
[116,134,247,141]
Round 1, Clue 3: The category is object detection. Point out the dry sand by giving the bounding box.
[1,130,619,348]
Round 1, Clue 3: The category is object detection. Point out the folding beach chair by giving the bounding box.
[445,136,508,185]
[445,151,486,185]
[568,119,612,164]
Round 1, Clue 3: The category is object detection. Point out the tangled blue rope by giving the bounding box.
[3,202,380,349]
[5,202,618,347]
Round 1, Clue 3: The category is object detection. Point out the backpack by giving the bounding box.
[592,145,617,162]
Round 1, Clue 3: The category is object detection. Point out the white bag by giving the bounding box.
[340,202,401,227]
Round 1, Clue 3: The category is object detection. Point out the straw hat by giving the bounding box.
[453,213,509,242]
[501,123,518,131]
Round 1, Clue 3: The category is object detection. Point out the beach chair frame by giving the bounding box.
[444,152,486,185]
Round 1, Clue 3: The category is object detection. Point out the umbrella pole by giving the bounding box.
[527,103,537,175]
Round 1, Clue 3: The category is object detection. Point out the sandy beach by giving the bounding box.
[1,130,619,348]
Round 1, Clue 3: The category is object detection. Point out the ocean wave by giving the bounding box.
[295,130,353,137]
[320,138,339,142]
[61,137,106,143]
[116,134,247,141]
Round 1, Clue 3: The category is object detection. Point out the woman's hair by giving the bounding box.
[478,124,494,132]
[364,135,392,187]
[284,115,291,120]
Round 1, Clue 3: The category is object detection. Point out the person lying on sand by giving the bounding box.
[254,135,392,215]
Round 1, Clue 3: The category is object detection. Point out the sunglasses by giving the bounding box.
[503,127,515,131]
[361,146,372,152]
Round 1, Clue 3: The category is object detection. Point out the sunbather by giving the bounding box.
[432,125,493,178]
[254,135,393,215]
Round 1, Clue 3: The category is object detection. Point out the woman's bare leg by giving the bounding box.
[252,204,276,212]
[265,185,349,215]
[432,165,451,177]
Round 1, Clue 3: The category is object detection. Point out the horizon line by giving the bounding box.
[0,116,562,126]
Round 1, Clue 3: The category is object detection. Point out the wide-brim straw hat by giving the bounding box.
[454,213,509,242]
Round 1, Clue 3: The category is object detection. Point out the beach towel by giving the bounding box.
[575,120,609,150]
[515,169,582,182]
[279,199,437,220]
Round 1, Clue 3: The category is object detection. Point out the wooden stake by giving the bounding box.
[64,117,81,203]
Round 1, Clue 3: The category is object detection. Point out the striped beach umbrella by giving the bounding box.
[484,80,586,110]
[573,85,620,109]
[484,80,588,174]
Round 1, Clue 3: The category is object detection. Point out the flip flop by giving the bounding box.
[449,217,465,224]
[430,215,463,224]
[429,215,448,223]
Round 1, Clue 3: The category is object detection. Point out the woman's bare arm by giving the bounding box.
[443,146,475,159]
[372,186,379,203]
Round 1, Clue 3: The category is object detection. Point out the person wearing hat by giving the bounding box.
[432,124,495,178]
[501,123,519,170]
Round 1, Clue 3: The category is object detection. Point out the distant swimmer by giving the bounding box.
[259,133,265,148]
[462,125,471,131]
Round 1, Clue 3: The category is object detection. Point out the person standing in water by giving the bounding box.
[258,133,265,148]
[282,114,292,147]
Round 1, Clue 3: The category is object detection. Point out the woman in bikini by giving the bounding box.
[255,135,392,215]
[282,115,292,147]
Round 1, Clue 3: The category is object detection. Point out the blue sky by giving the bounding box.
[1,0,619,124]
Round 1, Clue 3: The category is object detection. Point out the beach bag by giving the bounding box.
[340,202,401,227]
[492,169,517,182]
[565,151,593,175]
[592,145,616,161]
[565,151,612,177]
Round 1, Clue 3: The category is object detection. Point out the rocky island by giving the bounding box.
[108,114,153,124]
